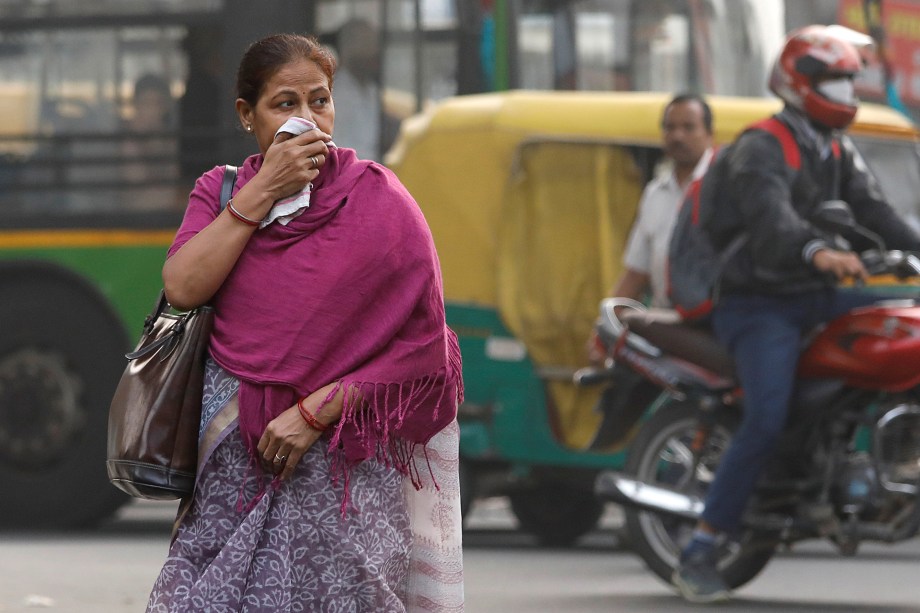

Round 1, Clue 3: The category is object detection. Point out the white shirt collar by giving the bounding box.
[664,147,714,191]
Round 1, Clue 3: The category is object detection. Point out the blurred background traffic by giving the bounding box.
[2,0,920,537]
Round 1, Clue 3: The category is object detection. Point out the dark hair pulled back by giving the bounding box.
[236,33,337,106]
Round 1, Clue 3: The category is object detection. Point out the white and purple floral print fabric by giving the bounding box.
[146,360,464,612]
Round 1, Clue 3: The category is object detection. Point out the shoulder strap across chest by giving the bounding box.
[747,117,841,172]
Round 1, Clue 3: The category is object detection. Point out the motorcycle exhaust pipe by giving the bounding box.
[596,471,704,521]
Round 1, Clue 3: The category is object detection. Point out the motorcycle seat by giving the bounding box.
[621,308,736,380]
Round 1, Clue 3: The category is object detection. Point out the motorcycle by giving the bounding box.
[586,207,920,590]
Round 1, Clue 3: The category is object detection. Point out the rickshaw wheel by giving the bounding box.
[509,484,604,547]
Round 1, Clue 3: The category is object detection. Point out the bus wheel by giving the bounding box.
[0,272,130,529]
[509,483,604,547]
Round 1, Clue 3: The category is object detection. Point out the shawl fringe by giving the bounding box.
[327,342,463,516]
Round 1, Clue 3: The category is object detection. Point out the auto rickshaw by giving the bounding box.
[385,91,920,545]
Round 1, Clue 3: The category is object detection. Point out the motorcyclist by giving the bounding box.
[673,25,920,603]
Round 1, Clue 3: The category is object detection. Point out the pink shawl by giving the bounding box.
[169,147,462,494]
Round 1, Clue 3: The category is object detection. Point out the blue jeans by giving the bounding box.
[701,288,892,533]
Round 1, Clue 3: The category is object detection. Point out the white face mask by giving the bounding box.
[817,77,856,105]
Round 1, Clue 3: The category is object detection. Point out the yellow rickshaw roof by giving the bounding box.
[400,90,918,148]
[387,90,919,310]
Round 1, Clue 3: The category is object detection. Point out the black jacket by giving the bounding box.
[703,108,920,296]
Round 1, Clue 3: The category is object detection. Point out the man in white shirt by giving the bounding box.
[587,94,712,363]
[615,94,714,308]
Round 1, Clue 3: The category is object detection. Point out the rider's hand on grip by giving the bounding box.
[812,248,868,283]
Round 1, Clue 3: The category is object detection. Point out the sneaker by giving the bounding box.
[672,547,731,604]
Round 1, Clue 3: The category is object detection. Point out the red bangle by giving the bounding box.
[297,397,328,432]
[226,199,261,227]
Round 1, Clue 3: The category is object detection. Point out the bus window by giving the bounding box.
[511,0,784,97]
[635,11,690,92]
[315,0,459,160]
[514,0,696,93]
[575,8,628,91]
[0,23,189,214]
[628,0,783,96]
[178,24,224,188]
[517,12,555,90]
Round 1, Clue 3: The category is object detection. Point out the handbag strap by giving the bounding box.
[136,165,237,342]
[220,164,238,212]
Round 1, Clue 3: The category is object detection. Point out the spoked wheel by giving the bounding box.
[623,403,776,590]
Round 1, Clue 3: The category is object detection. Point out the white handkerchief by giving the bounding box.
[260,117,335,228]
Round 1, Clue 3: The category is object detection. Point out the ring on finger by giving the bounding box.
[309,155,318,169]
[273,453,286,464]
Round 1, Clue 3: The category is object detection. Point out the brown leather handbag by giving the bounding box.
[106,165,236,500]
[106,294,214,499]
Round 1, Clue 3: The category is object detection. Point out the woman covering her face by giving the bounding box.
[146,32,464,612]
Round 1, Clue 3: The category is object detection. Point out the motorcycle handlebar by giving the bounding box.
[596,251,918,355]
[597,298,661,357]
[898,252,920,278]
[860,249,920,279]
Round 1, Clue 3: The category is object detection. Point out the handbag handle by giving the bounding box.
[141,290,170,334]
[127,312,187,361]
[131,290,190,360]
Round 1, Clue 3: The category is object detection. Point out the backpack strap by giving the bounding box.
[751,116,843,200]
[220,164,238,212]
[748,116,842,167]
[749,117,801,170]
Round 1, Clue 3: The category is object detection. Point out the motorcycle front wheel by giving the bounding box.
[623,403,776,590]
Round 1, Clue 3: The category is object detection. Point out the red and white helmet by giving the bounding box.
[769,25,872,129]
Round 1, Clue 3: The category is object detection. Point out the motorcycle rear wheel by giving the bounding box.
[623,403,776,590]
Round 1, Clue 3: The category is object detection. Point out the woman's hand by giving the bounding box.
[250,128,332,204]
[257,382,344,480]
[257,404,322,480]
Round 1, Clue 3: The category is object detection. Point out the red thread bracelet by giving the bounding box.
[226,199,261,227]
[297,397,329,432]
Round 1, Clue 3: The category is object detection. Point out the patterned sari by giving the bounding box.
[147,358,463,612]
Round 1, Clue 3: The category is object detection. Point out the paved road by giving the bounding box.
[1,498,919,612]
